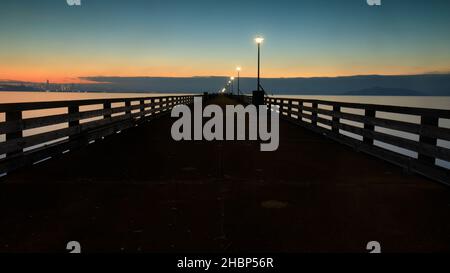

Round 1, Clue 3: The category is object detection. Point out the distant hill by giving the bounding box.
[344,87,425,96]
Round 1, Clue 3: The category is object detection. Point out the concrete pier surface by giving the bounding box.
[1,96,449,253]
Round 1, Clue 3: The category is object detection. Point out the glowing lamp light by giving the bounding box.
[255,36,264,44]
[236,67,241,71]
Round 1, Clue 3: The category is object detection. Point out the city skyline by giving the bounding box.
[1,0,450,83]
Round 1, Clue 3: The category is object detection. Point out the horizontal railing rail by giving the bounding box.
[0,95,197,174]
[265,96,450,185]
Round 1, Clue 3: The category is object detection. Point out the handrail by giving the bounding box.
[0,94,197,174]
[264,96,450,185]
[267,97,450,118]
[0,95,198,112]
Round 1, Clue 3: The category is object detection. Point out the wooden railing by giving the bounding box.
[0,95,196,174]
[265,96,450,185]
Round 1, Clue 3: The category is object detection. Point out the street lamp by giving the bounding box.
[255,36,264,92]
[236,67,241,95]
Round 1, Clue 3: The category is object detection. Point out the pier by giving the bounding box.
[0,94,449,252]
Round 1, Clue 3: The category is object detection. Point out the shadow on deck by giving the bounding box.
[0,96,449,253]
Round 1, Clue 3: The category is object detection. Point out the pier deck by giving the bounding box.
[0,96,449,252]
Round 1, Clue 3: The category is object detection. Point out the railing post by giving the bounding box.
[311,102,318,126]
[103,102,111,119]
[332,105,341,134]
[5,111,23,157]
[68,105,79,141]
[419,115,438,164]
[125,100,131,116]
[140,99,145,118]
[288,100,293,118]
[148,98,153,116]
[298,101,303,121]
[363,109,375,145]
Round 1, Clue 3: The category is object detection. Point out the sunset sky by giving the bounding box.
[1,0,450,83]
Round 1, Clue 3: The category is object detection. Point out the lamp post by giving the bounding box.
[236,67,241,95]
[230,77,235,94]
[255,36,264,91]
[252,36,265,106]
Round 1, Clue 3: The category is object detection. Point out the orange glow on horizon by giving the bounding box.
[2,65,449,84]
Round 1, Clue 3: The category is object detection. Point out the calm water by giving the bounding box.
[0,91,191,104]
[0,92,449,169]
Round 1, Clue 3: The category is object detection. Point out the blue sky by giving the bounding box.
[1,0,450,82]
